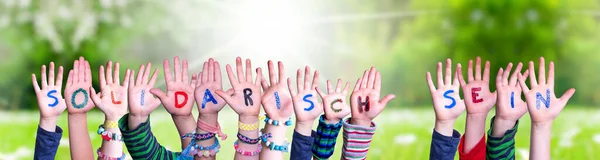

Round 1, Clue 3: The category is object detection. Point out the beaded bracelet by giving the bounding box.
[189,137,221,158]
[260,132,290,152]
[237,132,260,144]
[97,125,123,141]
[238,121,259,131]
[234,140,262,156]
[97,149,126,160]
[262,114,292,126]
[181,132,216,141]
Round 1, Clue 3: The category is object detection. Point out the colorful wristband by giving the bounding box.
[237,132,261,144]
[239,121,259,131]
[181,132,216,141]
[104,121,119,129]
[262,114,292,126]
[188,137,221,158]
[234,140,262,156]
[97,125,123,141]
[197,120,228,140]
[97,149,126,160]
[260,132,290,152]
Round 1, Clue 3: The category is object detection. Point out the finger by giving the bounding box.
[444,58,452,86]
[468,59,474,82]
[518,71,530,93]
[56,66,64,87]
[315,87,326,97]
[190,73,196,88]
[475,57,482,81]
[215,90,234,104]
[255,67,263,86]
[483,60,491,82]
[236,57,245,82]
[495,68,503,88]
[436,62,443,87]
[268,61,276,85]
[142,62,152,84]
[106,61,114,84]
[78,57,85,82]
[246,59,253,83]
[99,65,106,88]
[379,94,396,107]
[196,72,203,87]
[182,60,189,84]
[453,69,460,87]
[226,64,239,87]
[367,67,376,89]
[342,82,350,95]
[49,62,55,86]
[148,68,159,87]
[336,78,342,93]
[278,61,285,84]
[261,79,269,91]
[215,61,222,84]
[174,56,182,82]
[149,88,168,102]
[123,69,131,88]
[528,61,538,87]
[538,57,546,85]
[375,71,381,91]
[548,61,555,88]
[287,78,296,96]
[426,72,436,92]
[73,60,79,82]
[67,70,74,86]
[41,65,48,88]
[304,66,310,91]
[353,78,362,92]
[129,70,135,89]
[164,59,172,83]
[326,80,333,94]
[360,70,368,89]
[296,69,302,92]
[202,62,209,83]
[114,62,121,85]
[509,62,523,87]
[208,58,215,82]
[502,63,512,85]
[85,61,91,83]
[90,87,103,110]
[136,64,144,85]
[558,88,576,104]
[32,74,41,92]
[457,64,467,87]
[312,70,319,90]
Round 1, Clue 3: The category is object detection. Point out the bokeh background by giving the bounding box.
[1,0,599,159]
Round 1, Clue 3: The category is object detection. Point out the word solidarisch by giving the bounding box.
[174,91,188,108]
[357,96,370,113]
[47,90,59,107]
[202,89,218,109]
[443,90,456,108]
[536,89,550,110]
[302,94,315,111]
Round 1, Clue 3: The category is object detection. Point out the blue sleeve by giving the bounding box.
[290,130,315,160]
[34,125,62,160]
[429,129,460,160]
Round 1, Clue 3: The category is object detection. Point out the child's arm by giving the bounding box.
[426,59,465,160]
[289,66,323,160]
[456,57,496,158]
[123,63,181,159]
[192,58,227,160]
[517,57,575,160]
[89,62,130,159]
[64,57,95,159]
[32,62,67,160]
[149,56,197,150]
[313,78,351,159]
[342,67,395,159]
[486,62,527,160]
[214,57,262,159]
[259,61,294,160]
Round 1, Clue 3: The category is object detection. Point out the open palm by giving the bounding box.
[349,67,395,126]
[90,61,130,120]
[32,62,67,119]
[261,61,293,120]
[426,59,465,122]
[289,66,322,123]
[128,63,161,117]
[194,58,226,114]
[458,57,496,115]
[495,62,528,121]
[65,57,95,114]
[215,57,262,117]
[150,57,196,116]
[316,79,350,123]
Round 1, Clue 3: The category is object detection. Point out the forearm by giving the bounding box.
[434,119,456,137]
[530,122,552,160]
[259,122,288,160]
[68,113,94,159]
[196,114,219,160]
[235,115,260,160]
[294,121,313,137]
[119,114,180,159]
[172,114,197,150]
[491,117,516,138]
[463,113,487,153]
[99,116,124,158]
[39,117,58,132]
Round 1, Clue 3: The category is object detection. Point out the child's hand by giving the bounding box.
[349,67,395,127]
[289,66,322,124]
[518,57,575,124]
[215,57,262,117]
[426,59,465,135]
[90,62,131,121]
[127,63,161,118]
[316,79,350,124]
[458,57,496,116]
[495,63,527,122]
[149,57,196,117]
[32,62,67,126]
[194,58,226,115]
[65,57,95,114]
[261,61,293,120]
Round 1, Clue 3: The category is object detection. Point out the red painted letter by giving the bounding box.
[471,87,483,103]
[175,91,188,108]
[111,91,122,104]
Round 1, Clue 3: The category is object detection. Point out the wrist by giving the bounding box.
[128,114,148,130]
[350,118,373,127]
[105,115,122,122]
[39,117,58,132]
[434,119,455,136]
[324,116,341,124]
[198,113,219,126]
[239,115,258,124]
[532,121,553,129]
[491,117,516,137]
[294,121,313,136]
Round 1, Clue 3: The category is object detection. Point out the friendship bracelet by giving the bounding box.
[262,114,292,127]
[97,149,126,160]
[238,121,259,131]
[260,132,290,152]
[237,132,260,144]
[181,132,216,141]
[197,120,228,140]
[234,140,262,156]
[104,121,119,129]
[97,125,123,141]
[189,137,221,158]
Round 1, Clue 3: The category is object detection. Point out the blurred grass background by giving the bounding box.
[0,0,599,159]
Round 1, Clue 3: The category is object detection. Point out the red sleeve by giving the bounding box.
[458,134,486,160]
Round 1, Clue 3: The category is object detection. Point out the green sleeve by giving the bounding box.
[119,114,181,160]
[486,116,519,160]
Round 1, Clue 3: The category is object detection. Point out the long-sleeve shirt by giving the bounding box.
[458,134,486,160]
[486,117,519,160]
[34,125,62,160]
[290,130,316,160]
[429,129,461,160]
[118,114,181,160]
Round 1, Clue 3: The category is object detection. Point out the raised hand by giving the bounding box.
[90,61,131,121]
[32,62,67,131]
[215,57,262,117]
[426,59,465,136]
[349,67,396,127]
[289,66,322,123]
[65,56,94,114]
[458,57,497,115]
[194,58,226,115]
[150,56,196,116]
[316,79,350,124]
[261,61,293,120]
[493,62,528,131]
[518,57,575,124]
[128,63,161,119]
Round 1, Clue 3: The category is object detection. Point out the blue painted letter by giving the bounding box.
[274,92,281,109]
[510,92,515,108]
[202,89,218,109]
[140,90,145,106]
[535,89,551,110]
[47,90,59,107]
[443,90,456,109]
[302,94,315,111]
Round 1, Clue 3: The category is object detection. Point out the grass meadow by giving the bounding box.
[1,107,599,160]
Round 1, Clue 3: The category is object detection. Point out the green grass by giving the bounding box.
[1,107,600,160]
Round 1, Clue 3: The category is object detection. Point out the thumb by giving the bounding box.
[559,88,576,104]
[379,94,396,107]
[89,87,104,111]
[215,90,234,104]
[149,88,168,103]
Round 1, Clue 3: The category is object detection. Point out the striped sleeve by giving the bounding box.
[312,115,343,159]
[118,114,181,160]
[486,116,519,160]
[341,118,376,160]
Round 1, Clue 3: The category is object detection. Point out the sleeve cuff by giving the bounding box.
[119,114,150,138]
[37,125,63,140]
[458,134,487,159]
[432,129,461,144]
[293,130,315,143]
